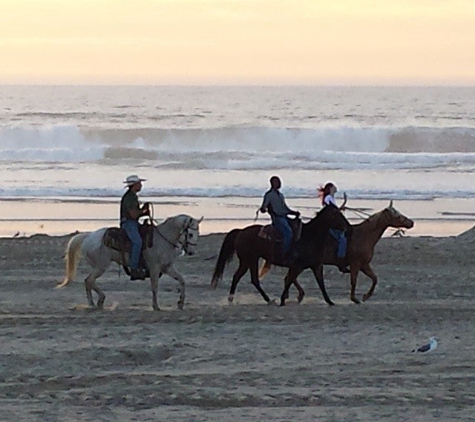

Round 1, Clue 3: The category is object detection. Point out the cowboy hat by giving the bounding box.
[123,175,146,186]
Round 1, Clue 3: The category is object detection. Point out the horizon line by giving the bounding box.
[1,82,475,88]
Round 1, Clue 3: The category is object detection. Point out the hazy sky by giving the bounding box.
[1,0,474,85]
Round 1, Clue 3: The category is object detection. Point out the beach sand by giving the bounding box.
[0,230,474,421]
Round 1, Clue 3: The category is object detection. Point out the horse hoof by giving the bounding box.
[328,301,335,306]
[177,301,184,310]
[297,294,305,303]
[153,306,160,311]
[228,294,234,303]
[362,294,371,302]
[267,299,277,306]
[351,297,361,304]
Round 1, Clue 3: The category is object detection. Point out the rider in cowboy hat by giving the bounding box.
[120,175,150,280]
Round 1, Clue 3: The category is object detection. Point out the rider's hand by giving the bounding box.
[294,211,301,218]
[260,207,267,214]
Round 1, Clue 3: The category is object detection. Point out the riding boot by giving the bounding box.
[336,258,350,273]
[130,268,146,280]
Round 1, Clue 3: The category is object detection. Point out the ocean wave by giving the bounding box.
[0,186,473,201]
[1,124,475,166]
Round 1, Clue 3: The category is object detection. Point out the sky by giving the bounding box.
[0,0,474,85]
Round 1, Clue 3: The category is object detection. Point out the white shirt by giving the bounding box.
[323,194,338,207]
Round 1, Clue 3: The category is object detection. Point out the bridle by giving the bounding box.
[154,216,198,254]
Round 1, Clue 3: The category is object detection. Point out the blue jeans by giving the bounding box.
[329,229,347,258]
[121,219,142,269]
[273,216,293,255]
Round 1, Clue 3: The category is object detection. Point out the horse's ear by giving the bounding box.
[389,200,393,208]
[197,216,204,224]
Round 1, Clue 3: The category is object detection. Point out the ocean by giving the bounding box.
[1,85,475,237]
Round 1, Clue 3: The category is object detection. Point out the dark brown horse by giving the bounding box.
[261,201,414,305]
[210,204,349,304]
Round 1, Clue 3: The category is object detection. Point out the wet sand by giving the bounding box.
[0,230,474,421]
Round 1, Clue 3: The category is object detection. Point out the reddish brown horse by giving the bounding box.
[262,201,414,304]
[210,204,349,304]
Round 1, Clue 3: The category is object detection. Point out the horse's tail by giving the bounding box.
[56,232,88,289]
[210,228,241,288]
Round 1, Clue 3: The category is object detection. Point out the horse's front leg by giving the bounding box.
[311,264,334,306]
[280,266,303,306]
[149,268,163,311]
[350,264,361,304]
[360,263,378,302]
[162,265,186,310]
[282,268,305,303]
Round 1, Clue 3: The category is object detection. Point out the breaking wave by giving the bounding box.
[1,125,475,170]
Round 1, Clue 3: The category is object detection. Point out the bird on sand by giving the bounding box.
[412,337,438,353]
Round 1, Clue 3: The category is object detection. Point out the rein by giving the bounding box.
[153,216,197,252]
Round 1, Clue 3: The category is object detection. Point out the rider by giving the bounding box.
[260,176,300,262]
[120,175,150,280]
[319,182,347,211]
[318,182,348,266]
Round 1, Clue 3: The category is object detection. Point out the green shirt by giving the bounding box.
[120,189,141,222]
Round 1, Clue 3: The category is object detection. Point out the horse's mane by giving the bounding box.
[353,208,389,229]
[302,205,335,233]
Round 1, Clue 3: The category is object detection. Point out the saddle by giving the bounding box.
[258,218,302,243]
[102,221,154,275]
[258,218,302,264]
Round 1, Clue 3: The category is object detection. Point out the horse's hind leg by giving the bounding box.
[85,268,106,308]
[294,280,305,303]
[249,262,271,304]
[228,261,248,303]
[361,264,378,302]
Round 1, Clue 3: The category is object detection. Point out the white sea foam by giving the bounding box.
[2,125,475,170]
[1,86,475,207]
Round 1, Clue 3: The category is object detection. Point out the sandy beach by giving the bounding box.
[1,229,474,421]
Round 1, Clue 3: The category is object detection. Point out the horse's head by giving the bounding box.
[384,200,414,229]
[176,214,203,256]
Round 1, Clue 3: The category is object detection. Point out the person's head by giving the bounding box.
[124,175,146,192]
[318,182,337,204]
[270,176,281,190]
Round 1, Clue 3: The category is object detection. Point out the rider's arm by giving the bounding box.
[340,193,347,211]
[260,192,270,213]
[124,194,149,220]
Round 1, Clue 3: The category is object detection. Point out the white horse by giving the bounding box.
[57,214,203,310]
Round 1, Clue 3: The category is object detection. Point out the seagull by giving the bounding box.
[412,337,438,353]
